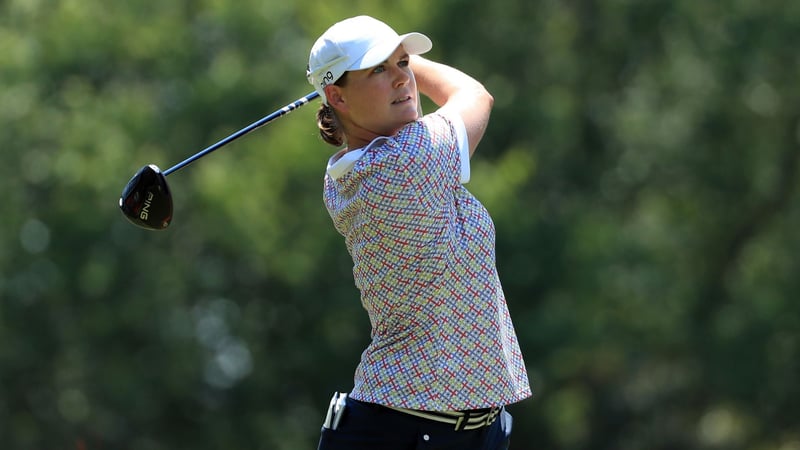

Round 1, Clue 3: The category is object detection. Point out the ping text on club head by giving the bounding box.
[139,191,154,220]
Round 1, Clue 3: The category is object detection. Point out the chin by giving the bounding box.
[402,105,420,122]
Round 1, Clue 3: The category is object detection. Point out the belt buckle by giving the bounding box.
[454,408,491,431]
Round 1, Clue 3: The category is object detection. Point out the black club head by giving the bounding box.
[118,164,173,230]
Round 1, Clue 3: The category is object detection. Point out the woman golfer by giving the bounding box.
[307,16,532,450]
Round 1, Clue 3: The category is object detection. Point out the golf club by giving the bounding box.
[119,91,319,230]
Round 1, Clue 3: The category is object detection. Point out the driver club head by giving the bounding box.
[118,164,173,230]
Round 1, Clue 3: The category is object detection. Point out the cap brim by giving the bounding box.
[349,32,432,71]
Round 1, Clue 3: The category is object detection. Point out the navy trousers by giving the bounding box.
[317,396,513,450]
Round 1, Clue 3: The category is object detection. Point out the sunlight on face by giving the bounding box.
[339,46,419,146]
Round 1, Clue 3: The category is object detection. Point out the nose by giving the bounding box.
[391,65,411,88]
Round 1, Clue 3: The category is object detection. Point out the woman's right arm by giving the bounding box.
[410,56,494,157]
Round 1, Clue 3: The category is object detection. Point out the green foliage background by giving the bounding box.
[2,0,798,448]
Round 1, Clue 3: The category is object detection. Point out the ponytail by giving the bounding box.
[316,103,345,147]
[316,72,348,147]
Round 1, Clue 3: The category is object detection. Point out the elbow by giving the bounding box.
[480,84,494,111]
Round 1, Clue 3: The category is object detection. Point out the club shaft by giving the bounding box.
[163,91,320,176]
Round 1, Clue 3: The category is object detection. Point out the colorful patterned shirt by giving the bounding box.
[323,109,531,411]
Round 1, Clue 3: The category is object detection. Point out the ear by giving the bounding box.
[324,85,348,113]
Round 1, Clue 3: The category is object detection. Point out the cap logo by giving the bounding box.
[320,71,335,88]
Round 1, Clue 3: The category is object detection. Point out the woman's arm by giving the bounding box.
[410,56,494,157]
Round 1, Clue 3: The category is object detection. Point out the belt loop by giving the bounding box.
[455,411,469,431]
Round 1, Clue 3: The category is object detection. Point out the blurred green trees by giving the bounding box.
[1,0,798,448]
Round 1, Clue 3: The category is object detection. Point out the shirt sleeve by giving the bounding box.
[436,107,471,184]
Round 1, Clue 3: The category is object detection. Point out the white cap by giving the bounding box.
[307,16,433,105]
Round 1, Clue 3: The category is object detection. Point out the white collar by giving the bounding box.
[326,136,391,180]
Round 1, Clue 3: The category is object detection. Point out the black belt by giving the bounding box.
[387,405,502,431]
